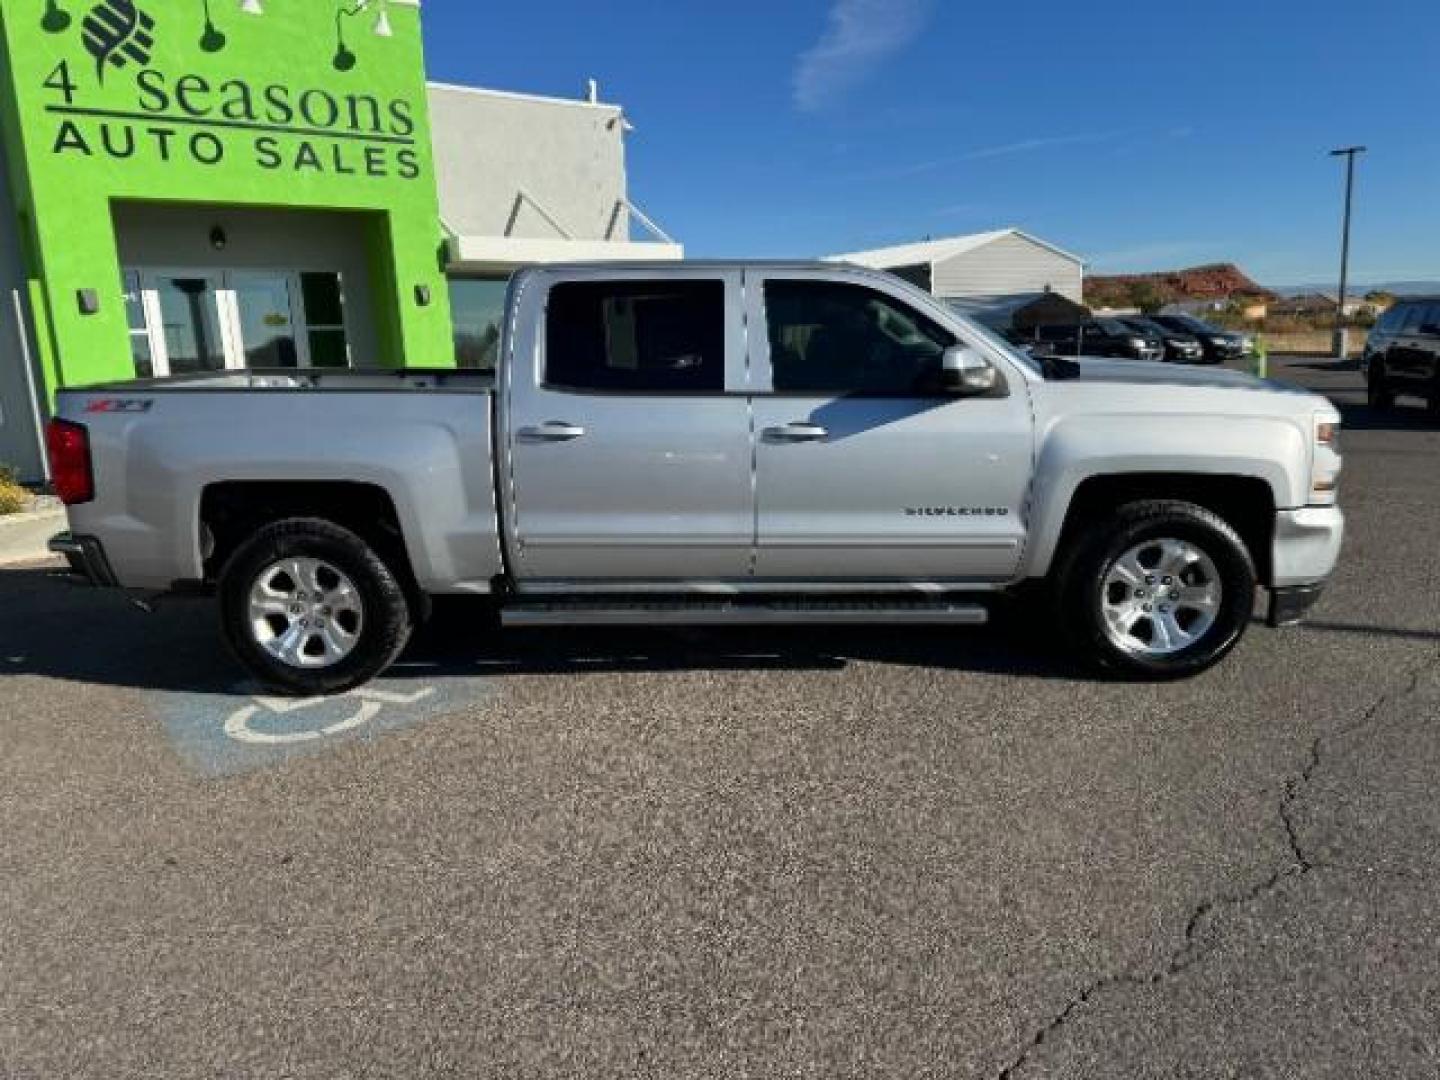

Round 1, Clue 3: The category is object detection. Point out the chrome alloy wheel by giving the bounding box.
[1100,538,1222,657]
[247,558,364,670]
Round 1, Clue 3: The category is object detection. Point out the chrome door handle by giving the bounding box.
[763,422,829,443]
[518,421,587,442]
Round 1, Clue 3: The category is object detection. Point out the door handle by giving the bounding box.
[518,421,587,442]
[763,422,829,443]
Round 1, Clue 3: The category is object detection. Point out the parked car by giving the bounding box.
[1361,296,1440,413]
[48,261,1343,690]
[1149,315,1249,365]
[1027,318,1165,361]
[1120,317,1205,364]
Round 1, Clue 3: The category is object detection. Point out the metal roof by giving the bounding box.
[828,228,1084,270]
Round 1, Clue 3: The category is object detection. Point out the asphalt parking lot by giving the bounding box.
[1,355,1437,1079]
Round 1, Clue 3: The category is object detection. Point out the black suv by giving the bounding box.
[1363,297,1440,413]
[1119,317,1205,364]
[1025,318,1164,361]
[1149,315,1248,365]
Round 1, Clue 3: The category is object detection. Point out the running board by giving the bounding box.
[500,599,989,628]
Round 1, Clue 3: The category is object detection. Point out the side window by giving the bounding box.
[1399,303,1427,333]
[1421,303,1440,334]
[764,280,956,394]
[1374,305,1403,334]
[545,279,725,393]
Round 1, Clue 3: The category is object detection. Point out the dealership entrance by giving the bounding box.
[110,200,382,378]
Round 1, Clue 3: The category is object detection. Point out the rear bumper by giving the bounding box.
[48,532,119,587]
[1271,506,1344,590]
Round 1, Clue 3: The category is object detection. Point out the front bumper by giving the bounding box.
[1271,505,1344,590]
[48,532,119,587]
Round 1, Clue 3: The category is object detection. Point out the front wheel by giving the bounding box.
[1057,501,1257,680]
[219,517,414,696]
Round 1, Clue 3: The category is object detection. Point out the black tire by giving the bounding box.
[218,517,413,696]
[1368,364,1395,409]
[1056,500,1257,680]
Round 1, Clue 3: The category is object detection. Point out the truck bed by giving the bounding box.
[56,370,505,594]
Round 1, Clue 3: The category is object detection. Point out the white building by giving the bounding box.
[829,229,1086,324]
[430,82,682,372]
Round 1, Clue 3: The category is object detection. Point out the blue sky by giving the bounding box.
[423,0,1440,286]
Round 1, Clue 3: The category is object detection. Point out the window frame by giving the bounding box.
[752,274,974,399]
[535,272,746,398]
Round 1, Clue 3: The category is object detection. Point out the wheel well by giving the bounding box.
[200,481,415,589]
[1056,473,1276,582]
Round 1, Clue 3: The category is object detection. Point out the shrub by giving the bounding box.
[0,465,29,515]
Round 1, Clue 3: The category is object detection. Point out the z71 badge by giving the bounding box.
[84,398,153,414]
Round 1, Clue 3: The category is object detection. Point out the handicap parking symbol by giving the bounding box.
[224,686,438,746]
[158,676,495,777]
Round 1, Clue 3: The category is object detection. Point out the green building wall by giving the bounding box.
[0,0,453,392]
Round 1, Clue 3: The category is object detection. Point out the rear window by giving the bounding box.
[545,280,726,393]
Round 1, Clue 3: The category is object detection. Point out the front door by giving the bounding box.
[504,271,753,583]
[231,272,302,367]
[140,270,230,376]
[749,271,1033,582]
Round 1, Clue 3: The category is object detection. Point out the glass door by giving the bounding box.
[230,273,302,367]
[140,271,229,377]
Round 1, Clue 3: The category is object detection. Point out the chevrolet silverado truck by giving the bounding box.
[47,262,1345,694]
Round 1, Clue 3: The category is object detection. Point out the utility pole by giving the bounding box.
[1329,146,1366,359]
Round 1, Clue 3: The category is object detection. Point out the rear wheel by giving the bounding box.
[219,517,413,695]
[1058,500,1257,680]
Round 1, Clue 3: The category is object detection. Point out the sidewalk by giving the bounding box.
[0,506,66,566]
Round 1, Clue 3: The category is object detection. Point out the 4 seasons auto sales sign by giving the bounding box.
[32,0,425,181]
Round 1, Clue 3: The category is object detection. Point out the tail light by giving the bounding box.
[46,419,94,505]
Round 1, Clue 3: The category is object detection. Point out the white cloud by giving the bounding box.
[959,131,1126,161]
[793,0,933,113]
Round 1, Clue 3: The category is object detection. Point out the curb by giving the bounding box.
[0,507,67,567]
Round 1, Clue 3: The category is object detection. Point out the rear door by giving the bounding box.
[747,270,1033,583]
[502,270,753,584]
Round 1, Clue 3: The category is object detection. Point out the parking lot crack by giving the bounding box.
[992,652,1439,1080]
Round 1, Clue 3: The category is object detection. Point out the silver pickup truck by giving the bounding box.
[47,261,1344,693]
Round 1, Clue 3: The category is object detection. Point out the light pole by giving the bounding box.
[1329,145,1366,358]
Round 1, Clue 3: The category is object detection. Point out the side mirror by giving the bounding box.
[942,345,1000,395]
